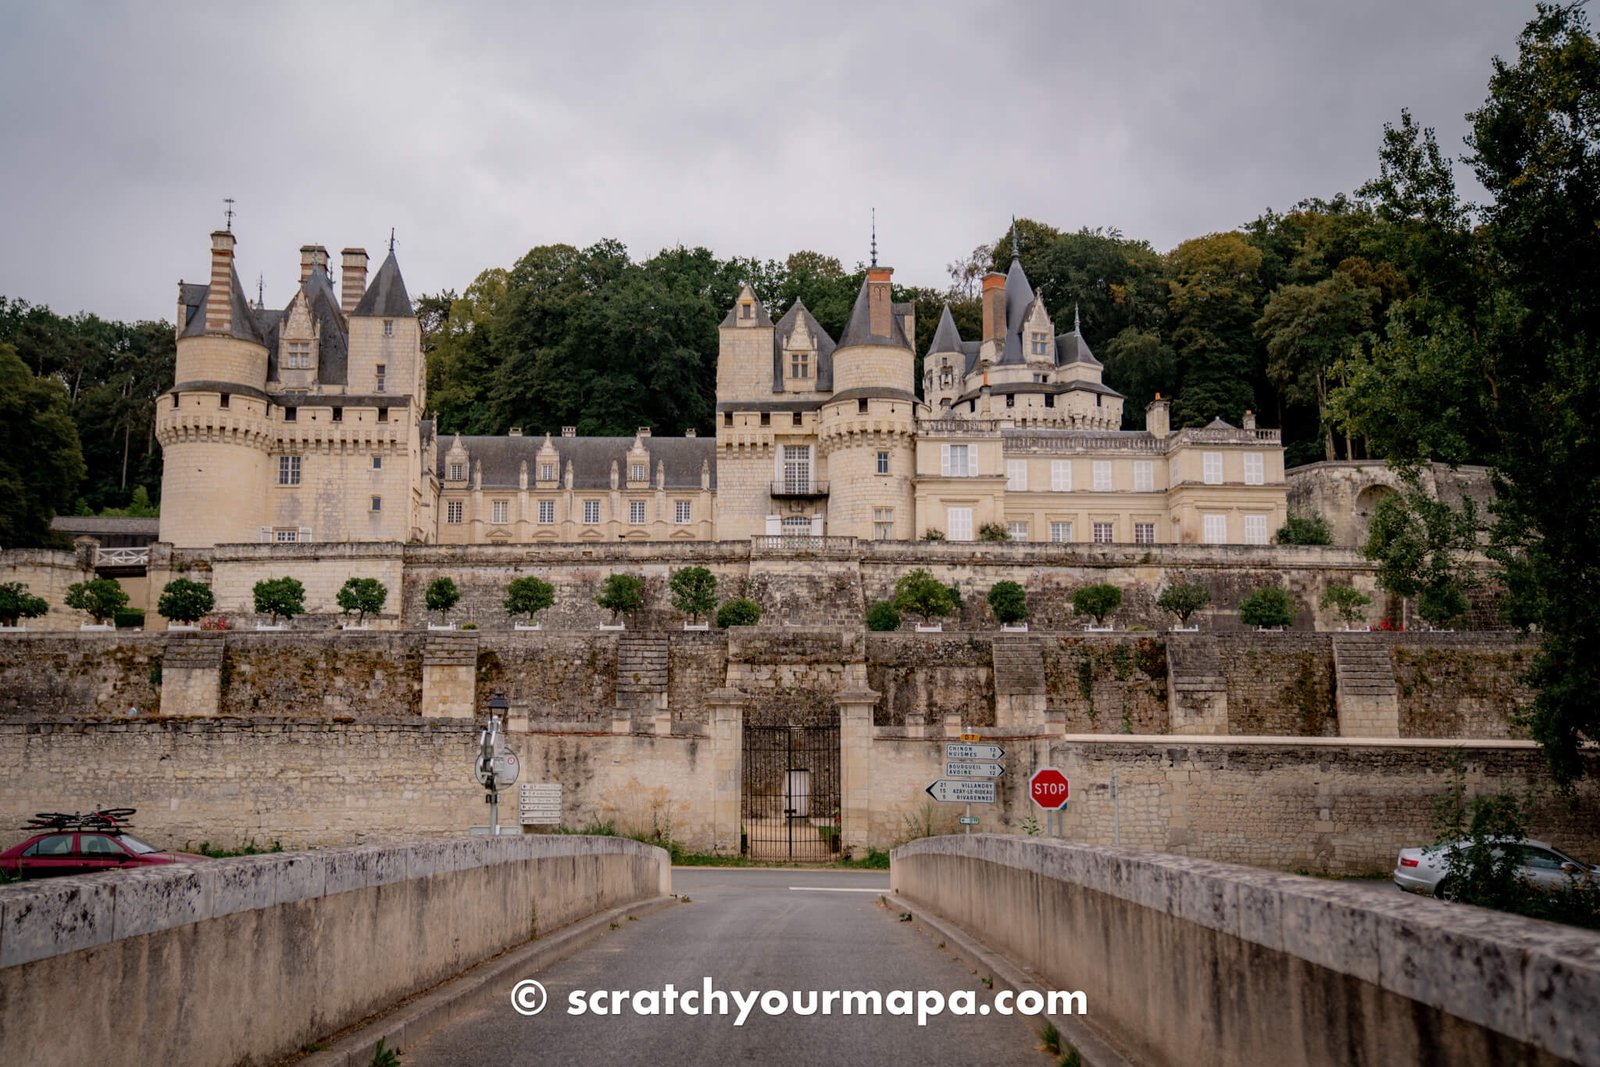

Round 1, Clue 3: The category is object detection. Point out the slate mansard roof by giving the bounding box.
[925,256,1105,378]
[440,435,717,491]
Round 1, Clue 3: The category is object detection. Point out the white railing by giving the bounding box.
[95,546,150,567]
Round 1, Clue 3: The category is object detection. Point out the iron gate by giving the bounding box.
[741,723,840,861]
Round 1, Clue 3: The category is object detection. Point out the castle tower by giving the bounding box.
[156,230,275,547]
[817,267,919,539]
[922,305,967,413]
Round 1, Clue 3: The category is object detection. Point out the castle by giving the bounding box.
[157,231,1286,547]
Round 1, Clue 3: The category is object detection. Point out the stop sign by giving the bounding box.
[1029,767,1069,809]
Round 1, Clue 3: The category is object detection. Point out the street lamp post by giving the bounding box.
[477,692,513,835]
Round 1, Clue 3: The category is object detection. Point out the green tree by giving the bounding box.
[977,522,1010,542]
[986,581,1028,625]
[669,566,718,624]
[1072,584,1123,626]
[596,573,645,623]
[865,600,902,632]
[65,578,128,625]
[157,578,214,625]
[504,576,555,625]
[1320,584,1372,628]
[1274,511,1334,545]
[252,577,305,625]
[335,578,387,624]
[1361,488,1478,614]
[1239,586,1295,629]
[893,569,956,625]
[1165,233,1263,428]
[1156,582,1211,627]
[0,343,85,546]
[0,582,48,627]
[424,577,461,624]
[1257,271,1378,460]
[715,598,761,628]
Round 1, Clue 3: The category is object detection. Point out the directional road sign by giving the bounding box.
[958,816,981,826]
[945,761,1004,778]
[945,743,1004,761]
[925,779,997,804]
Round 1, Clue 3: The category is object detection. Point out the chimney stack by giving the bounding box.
[1146,393,1171,438]
[866,267,894,337]
[341,248,369,315]
[1242,409,1256,430]
[981,272,1007,343]
[299,245,318,284]
[204,230,235,334]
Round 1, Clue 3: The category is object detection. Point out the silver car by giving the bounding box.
[1394,837,1599,899]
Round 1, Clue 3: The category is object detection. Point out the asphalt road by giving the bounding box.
[403,867,1052,1067]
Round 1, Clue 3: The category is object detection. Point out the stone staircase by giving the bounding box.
[1332,636,1399,737]
[1166,636,1228,734]
[991,635,1046,695]
[616,632,669,710]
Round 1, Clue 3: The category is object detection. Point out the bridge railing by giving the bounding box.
[94,546,150,567]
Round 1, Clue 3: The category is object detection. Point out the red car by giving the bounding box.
[0,809,206,880]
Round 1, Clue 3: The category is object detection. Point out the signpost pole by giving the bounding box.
[964,801,971,835]
[1112,769,1120,847]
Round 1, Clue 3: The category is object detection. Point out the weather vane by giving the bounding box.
[870,208,877,268]
[224,198,236,233]
[389,227,396,254]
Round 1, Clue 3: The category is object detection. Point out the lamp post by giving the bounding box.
[478,692,511,835]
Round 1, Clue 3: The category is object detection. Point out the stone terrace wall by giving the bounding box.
[1390,633,1534,739]
[725,628,863,724]
[475,632,619,724]
[0,633,163,717]
[0,547,96,632]
[1042,634,1169,733]
[1212,633,1338,736]
[220,633,423,718]
[866,633,995,727]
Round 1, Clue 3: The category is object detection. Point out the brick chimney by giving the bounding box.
[340,248,368,314]
[299,245,318,284]
[204,230,235,333]
[981,272,1006,343]
[867,267,894,336]
[1242,409,1256,430]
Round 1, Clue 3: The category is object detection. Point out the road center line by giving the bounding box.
[786,886,884,893]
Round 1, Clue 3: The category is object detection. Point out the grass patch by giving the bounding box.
[837,847,891,869]
[187,840,284,858]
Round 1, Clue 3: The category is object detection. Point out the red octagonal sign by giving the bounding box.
[1029,767,1070,810]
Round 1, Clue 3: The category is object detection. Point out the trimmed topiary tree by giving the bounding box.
[715,598,761,628]
[252,576,305,625]
[1320,583,1372,629]
[987,581,1028,626]
[157,578,214,625]
[336,577,388,625]
[504,576,555,626]
[1072,583,1122,627]
[65,578,128,625]
[1274,511,1333,545]
[865,600,901,632]
[425,577,461,625]
[1156,582,1211,627]
[1239,585,1295,629]
[0,581,49,627]
[596,573,646,624]
[893,568,957,625]
[669,566,718,625]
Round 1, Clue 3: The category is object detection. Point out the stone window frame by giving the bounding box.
[790,350,810,379]
[1092,460,1112,492]
[873,507,894,540]
[941,444,974,478]
[1203,451,1224,485]
[491,499,509,524]
[1133,461,1154,493]
[1051,460,1072,493]
[583,499,602,524]
[278,455,301,486]
[446,500,464,524]
[1092,521,1115,544]
[1202,513,1228,544]
[946,506,974,542]
[1243,514,1269,545]
[370,495,382,513]
[629,500,647,525]
[876,451,890,475]
[1006,459,1028,492]
[1006,520,1030,542]
[1244,452,1265,486]
[448,462,465,482]
[674,500,692,524]
[1134,522,1156,545]
[1049,521,1072,543]
[537,500,556,524]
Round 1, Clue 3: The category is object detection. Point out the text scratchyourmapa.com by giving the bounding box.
[510,977,1086,1026]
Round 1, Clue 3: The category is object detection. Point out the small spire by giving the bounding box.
[1010,216,1019,261]
[870,208,877,268]
[388,228,396,254]
[1074,302,1081,334]
[224,197,235,233]
[256,274,264,309]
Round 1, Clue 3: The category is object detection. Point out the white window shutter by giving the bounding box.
[810,514,823,535]
[259,527,271,543]
[940,444,951,477]
[765,515,781,535]
[299,527,313,541]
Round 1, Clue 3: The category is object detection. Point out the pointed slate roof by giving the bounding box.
[441,435,717,490]
[180,267,268,346]
[1204,416,1236,430]
[837,277,912,350]
[719,283,774,327]
[997,256,1035,364]
[927,304,964,354]
[1055,329,1102,368]
[772,297,836,391]
[352,251,413,317]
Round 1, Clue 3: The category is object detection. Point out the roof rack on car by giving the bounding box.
[23,808,136,832]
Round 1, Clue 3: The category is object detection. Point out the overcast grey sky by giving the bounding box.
[0,1,1531,323]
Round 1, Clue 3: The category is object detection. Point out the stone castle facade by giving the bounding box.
[158,232,1286,548]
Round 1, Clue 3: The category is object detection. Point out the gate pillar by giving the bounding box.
[706,687,746,856]
[836,686,879,855]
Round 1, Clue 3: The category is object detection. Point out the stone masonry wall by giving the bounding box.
[219,633,423,718]
[1043,634,1170,734]
[1390,634,1535,739]
[0,548,97,632]
[865,633,994,727]
[1212,633,1339,736]
[0,634,163,717]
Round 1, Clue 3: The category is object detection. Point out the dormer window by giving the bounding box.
[629,462,646,482]
[285,340,312,370]
[1030,332,1049,357]
[449,462,464,481]
[539,462,555,481]
[740,303,753,320]
[790,351,809,379]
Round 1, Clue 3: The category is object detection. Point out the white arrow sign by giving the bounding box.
[925,780,997,803]
[945,743,1005,761]
[945,761,1004,778]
